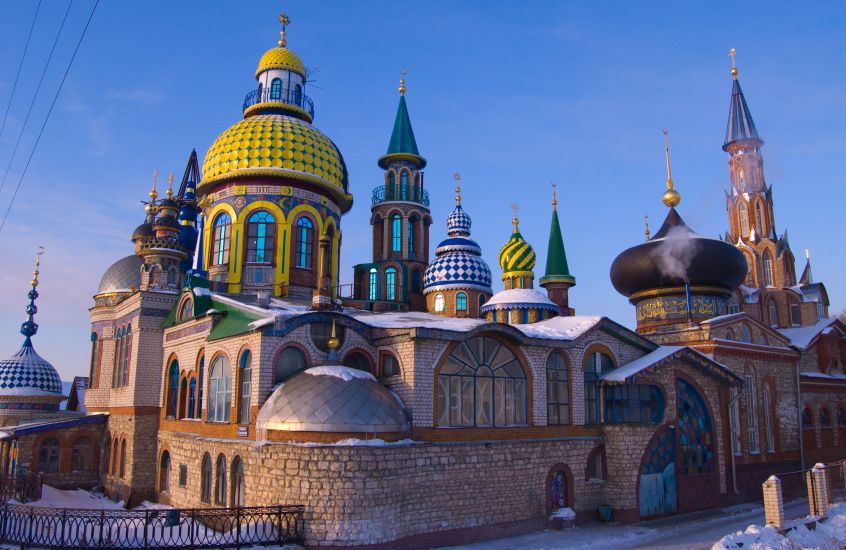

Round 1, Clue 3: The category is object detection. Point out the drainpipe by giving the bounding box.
[728,388,743,495]
[796,356,805,470]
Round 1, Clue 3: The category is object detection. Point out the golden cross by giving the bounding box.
[152,168,159,188]
[729,48,736,68]
[278,12,290,47]
[511,202,519,218]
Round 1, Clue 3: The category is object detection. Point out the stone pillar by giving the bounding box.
[805,463,830,518]
[762,475,784,530]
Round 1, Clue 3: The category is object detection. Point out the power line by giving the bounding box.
[0,0,43,141]
[0,0,100,236]
[0,0,74,198]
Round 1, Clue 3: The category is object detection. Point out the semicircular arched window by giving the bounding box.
[437,336,527,427]
[270,78,282,100]
[212,213,232,266]
[246,211,276,264]
[178,298,193,323]
[274,347,307,385]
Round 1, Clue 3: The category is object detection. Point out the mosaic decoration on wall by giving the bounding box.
[677,378,714,475]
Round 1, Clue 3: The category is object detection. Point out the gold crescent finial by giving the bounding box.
[32,245,44,287]
[729,48,738,79]
[551,182,558,210]
[662,129,681,208]
[453,172,461,205]
[278,12,290,48]
[399,67,407,96]
[511,202,520,232]
[644,214,651,241]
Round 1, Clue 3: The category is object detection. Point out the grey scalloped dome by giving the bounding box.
[97,255,142,296]
[256,366,409,433]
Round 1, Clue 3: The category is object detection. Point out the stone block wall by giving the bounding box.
[104,412,159,505]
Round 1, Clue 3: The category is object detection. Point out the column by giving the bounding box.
[762,475,784,530]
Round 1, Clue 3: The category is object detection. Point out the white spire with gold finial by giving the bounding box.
[661,129,680,208]
[278,12,290,48]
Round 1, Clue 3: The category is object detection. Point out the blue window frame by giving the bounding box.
[246,211,275,264]
[212,214,231,266]
[368,268,378,300]
[408,219,414,256]
[197,356,204,419]
[295,217,313,269]
[605,384,664,424]
[167,361,179,418]
[456,292,468,312]
[187,378,197,419]
[386,268,397,301]
[270,78,282,100]
[401,172,408,200]
[392,215,401,253]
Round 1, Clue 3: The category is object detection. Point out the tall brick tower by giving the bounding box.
[351,72,431,311]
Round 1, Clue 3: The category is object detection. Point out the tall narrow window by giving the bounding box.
[401,171,408,200]
[38,437,60,474]
[270,78,282,100]
[762,385,775,452]
[166,360,179,418]
[386,268,397,301]
[188,378,197,419]
[201,453,212,502]
[215,454,227,505]
[212,214,232,266]
[369,268,378,300]
[756,202,764,233]
[729,387,742,456]
[119,439,127,478]
[392,215,402,253]
[790,302,801,326]
[769,301,779,328]
[159,451,171,492]
[89,333,99,386]
[295,217,313,269]
[208,356,232,423]
[387,172,395,199]
[178,378,188,419]
[238,351,252,424]
[121,325,132,387]
[408,219,415,256]
[246,211,276,264]
[727,295,740,315]
[231,456,245,507]
[434,293,445,313]
[583,352,614,425]
[763,251,774,286]
[293,83,302,104]
[197,355,204,419]
[112,327,124,389]
[546,351,569,425]
[745,371,760,454]
[456,292,468,312]
[104,437,112,475]
[739,207,750,238]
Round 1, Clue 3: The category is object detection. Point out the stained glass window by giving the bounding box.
[246,211,276,264]
[437,337,527,427]
[212,214,231,266]
[550,470,567,509]
[605,384,664,425]
[676,379,714,475]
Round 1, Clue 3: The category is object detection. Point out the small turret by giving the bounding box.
[539,184,576,316]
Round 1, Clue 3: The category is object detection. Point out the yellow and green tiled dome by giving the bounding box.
[498,226,536,274]
[201,113,349,197]
[256,47,306,78]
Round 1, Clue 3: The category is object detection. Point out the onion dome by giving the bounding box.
[131,222,153,241]
[424,184,492,295]
[256,47,305,78]
[498,214,536,277]
[0,250,63,402]
[377,70,426,170]
[96,255,142,296]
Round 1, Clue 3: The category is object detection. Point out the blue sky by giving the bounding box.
[0,1,844,381]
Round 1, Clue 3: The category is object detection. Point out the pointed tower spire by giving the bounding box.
[800,248,813,285]
[662,129,681,208]
[378,69,426,169]
[20,246,44,344]
[723,49,763,151]
[540,184,576,315]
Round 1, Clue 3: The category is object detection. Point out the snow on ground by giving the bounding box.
[713,502,846,550]
[22,484,126,510]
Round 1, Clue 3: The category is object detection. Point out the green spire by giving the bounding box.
[386,95,419,156]
[541,188,575,286]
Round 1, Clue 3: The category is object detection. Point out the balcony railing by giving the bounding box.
[243,87,315,119]
[371,185,429,207]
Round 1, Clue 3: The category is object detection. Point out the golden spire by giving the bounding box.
[729,48,738,80]
[453,172,461,205]
[551,183,558,210]
[399,67,407,96]
[327,319,340,351]
[278,12,290,48]
[644,214,651,241]
[166,173,174,199]
[511,202,520,232]
[661,129,680,208]
[149,168,159,201]
[31,246,44,287]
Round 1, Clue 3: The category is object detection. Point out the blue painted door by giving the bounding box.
[639,426,677,517]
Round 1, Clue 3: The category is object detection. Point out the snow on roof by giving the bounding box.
[800,371,846,381]
[513,316,602,340]
[601,346,684,382]
[779,319,835,348]
[700,312,747,325]
[305,365,377,382]
[192,287,212,297]
[347,309,487,331]
[481,288,557,309]
[739,285,760,303]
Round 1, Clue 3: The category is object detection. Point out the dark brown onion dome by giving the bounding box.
[153,215,180,229]
[610,208,747,298]
[131,222,154,241]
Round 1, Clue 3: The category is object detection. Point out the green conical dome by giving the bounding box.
[540,208,575,286]
[378,94,426,169]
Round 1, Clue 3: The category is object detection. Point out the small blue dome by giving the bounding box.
[446,205,472,236]
[423,250,492,293]
[435,236,482,256]
[0,340,63,397]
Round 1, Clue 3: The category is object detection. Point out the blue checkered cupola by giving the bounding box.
[424,204,492,294]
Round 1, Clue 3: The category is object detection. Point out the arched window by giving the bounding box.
[159,451,170,492]
[270,78,282,100]
[368,268,378,300]
[790,301,801,327]
[343,352,371,373]
[110,438,118,476]
[38,437,60,474]
[257,82,263,101]
[549,469,568,510]
[411,269,421,294]
[546,351,569,425]
[739,206,750,238]
[387,172,395,199]
[763,250,774,286]
[724,330,735,341]
[740,324,752,343]
[238,351,252,424]
[246,211,276,264]
[401,171,408,200]
[762,385,775,452]
[119,439,127,478]
[178,298,193,323]
[583,351,614,425]
[200,453,212,502]
[820,407,832,428]
[215,454,227,505]
[295,217,313,269]
[434,293,445,313]
[745,370,760,453]
[407,218,415,256]
[112,326,125,389]
[380,353,400,378]
[768,301,779,328]
[391,215,401,253]
[293,83,302,103]
[274,347,306,384]
[208,356,232,422]
[456,292,468,312]
[166,360,179,418]
[88,333,100,386]
[121,324,132,387]
[197,354,204,419]
[178,378,188,419]
[437,337,527,427]
[167,268,177,287]
[231,456,245,507]
[677,379,715,474]
[802,407,814,430]
[386,267,397,301]
[212,214,231,266]
[188,378,197,419]
[756,202,764,233]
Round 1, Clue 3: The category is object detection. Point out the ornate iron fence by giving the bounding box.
[243,86,315,119]
[371,184,430,207]
[0,470,42,504]
[0,503,304,549]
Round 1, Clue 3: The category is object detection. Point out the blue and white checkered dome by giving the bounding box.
[0,340,63,397]
[446,205,472,236]
[423,250,493,294]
